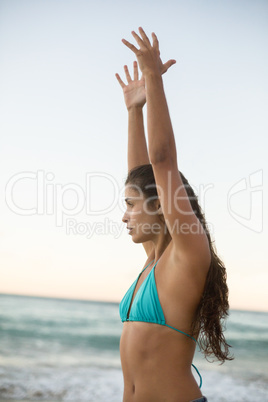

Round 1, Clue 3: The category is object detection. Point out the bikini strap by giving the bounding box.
[140,260,155,274]
[164,324,197,343]
[191,363,202,388]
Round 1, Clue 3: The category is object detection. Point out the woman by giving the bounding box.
[116,27,232,402]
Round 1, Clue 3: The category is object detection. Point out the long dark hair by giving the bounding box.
[125,163,233,363]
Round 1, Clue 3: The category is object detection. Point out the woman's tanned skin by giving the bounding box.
[116,27,211,402]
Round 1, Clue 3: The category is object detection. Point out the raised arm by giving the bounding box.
[116,57,176,257]
[116,62,152,255]
[115,61,149,171]
[121,28,211,268]
[115,58,176,171]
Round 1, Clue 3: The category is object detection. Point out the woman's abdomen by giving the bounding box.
[120,322,202,402]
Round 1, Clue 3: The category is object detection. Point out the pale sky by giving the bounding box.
[0,0,267,312]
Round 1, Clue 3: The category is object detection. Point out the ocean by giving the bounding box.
[0,294,267,402]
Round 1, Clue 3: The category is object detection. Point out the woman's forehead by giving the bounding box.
[124,185,144,199]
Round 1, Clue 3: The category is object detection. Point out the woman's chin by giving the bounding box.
[131,235,140,243]
[131,233,148,244]
[130,232,139,243]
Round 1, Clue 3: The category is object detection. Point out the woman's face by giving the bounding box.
[122,186,161,243]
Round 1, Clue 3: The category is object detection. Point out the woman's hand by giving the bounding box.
[115,61,146,110]
[121,27,176,77]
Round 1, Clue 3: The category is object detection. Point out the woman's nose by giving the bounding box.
[122,211,128,223]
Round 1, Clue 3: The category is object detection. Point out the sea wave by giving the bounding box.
[1,295,268,401]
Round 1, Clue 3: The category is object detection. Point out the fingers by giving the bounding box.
[115,73,126,89]
[122,38,139,54]
[162,59,176,74]
[133,61,139,81]
[123,28,155,53]
[138,27,151,47]
[131,30,146,49]
[124,65,132,83]
[152,32,159,52]
[115,61,141,87]
[168,59,176,68]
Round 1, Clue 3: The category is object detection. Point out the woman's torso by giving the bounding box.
[120,242,208,401]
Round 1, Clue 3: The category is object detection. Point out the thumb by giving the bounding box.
[162,59,176,74]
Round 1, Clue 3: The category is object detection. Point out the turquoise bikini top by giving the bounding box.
[119,259,202,388]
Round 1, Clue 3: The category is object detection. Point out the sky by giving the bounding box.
[0,0,267,312]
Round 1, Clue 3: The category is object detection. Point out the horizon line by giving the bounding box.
[0,291,267,314]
